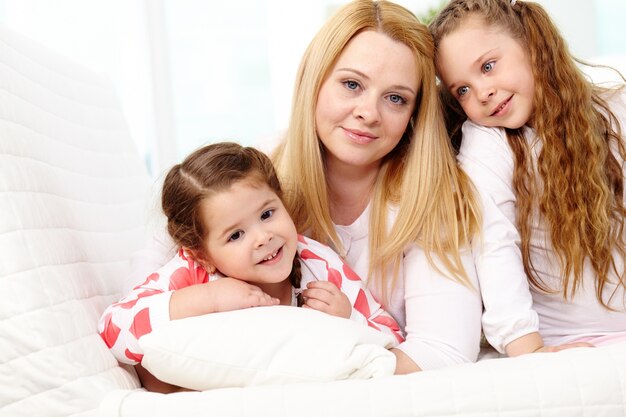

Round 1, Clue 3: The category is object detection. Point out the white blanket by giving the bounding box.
[102,341,626,417]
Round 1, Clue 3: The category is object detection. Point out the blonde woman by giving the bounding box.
[272,0,489,373]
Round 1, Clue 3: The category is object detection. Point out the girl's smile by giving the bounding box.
[435,16,535,129]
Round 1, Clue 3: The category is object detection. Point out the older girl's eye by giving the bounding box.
[482,61,495,73]
[229,230,244,242]
[388,94,407,105]
[343,80,359,91]
[457,86,470,97]
[261,209,274,220]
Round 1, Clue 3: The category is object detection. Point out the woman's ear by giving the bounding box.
[183,247,216,274]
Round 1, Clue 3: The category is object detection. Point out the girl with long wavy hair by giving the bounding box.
[430,0,626,349]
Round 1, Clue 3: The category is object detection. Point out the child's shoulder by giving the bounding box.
[461,120,507,140]
[596,86,626,133]
[459,120,516,158]
[296,234,335,255]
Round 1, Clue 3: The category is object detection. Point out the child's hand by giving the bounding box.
[170,277,279,319]
[301,281,351,319]
[207,277,280,313]
[536,342,594,353]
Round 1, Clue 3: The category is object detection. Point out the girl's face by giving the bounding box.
[435,16,535,129]
[197,180,298,285]
[315,30,418,172]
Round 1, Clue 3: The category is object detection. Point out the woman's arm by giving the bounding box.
[394,244,483,373]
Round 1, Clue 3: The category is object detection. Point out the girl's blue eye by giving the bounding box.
[261,209,274,220]
[483,61,495,73]
[457,86,469,97]
[388,94,406,105]
[229,231,243,241]
[343,80,359,90]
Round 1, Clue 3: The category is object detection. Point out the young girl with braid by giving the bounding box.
[98,142,403,392]
[430,0,626,350]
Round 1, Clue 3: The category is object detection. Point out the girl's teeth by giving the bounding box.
[264,250,278,261]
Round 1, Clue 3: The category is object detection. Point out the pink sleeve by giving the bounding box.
[97,249,209,365]
[297,235,405,345]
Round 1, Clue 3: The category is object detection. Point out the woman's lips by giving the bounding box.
[343,127,378,144]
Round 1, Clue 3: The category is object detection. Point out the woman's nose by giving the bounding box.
[353,94,381,124]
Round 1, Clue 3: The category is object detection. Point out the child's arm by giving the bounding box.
[98,250,197,364]
[458,122,544,355]
[297,236,405,345]
[98,249,277,364]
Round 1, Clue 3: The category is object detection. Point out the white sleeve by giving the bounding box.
[396,244,483,370]
[459,121,539,353]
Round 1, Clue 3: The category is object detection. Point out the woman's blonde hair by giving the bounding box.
[273,0,480,297]
[430,0,626,308]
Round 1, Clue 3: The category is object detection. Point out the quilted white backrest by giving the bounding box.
[0,26,148,416]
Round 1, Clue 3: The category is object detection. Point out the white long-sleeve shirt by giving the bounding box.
[458,89,626,346]
[128,204,484,370]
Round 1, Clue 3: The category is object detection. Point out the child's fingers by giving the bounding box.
[306,280,340,293]
[245,290,279,307]
[303,297,330,312]
[302,287,334,304]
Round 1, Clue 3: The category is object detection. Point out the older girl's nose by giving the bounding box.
[478,84,496,103]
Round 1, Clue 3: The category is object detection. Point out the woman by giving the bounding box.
[272,0,487,373]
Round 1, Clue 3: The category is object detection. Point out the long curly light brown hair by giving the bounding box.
[430,0,626,308]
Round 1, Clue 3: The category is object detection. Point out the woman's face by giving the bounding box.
[315,30,418,173]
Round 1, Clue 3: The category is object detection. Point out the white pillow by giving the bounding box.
[139,305,396,390]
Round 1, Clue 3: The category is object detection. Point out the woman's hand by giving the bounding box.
[301,280,352,318]
[170,277,279,319]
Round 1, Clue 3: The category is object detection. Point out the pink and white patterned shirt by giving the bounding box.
[98,234,404,365]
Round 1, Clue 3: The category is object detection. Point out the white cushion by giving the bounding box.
[0,25,149,416]
[139,305,396,390]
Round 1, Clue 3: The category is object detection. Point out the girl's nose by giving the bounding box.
[478,85,496,103]
[254,228,273,248]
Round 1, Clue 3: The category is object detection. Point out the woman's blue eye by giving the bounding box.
[229,231,243,241]
[457,86,469,97]
[483,61,495,73]
[261,209,274,220]
[344,80,359,90]
[389,94,406,105]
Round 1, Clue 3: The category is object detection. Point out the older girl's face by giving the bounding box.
[315,30,418,172]
[435,16,535,129]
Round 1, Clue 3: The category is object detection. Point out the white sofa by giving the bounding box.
[2,24,626,417]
